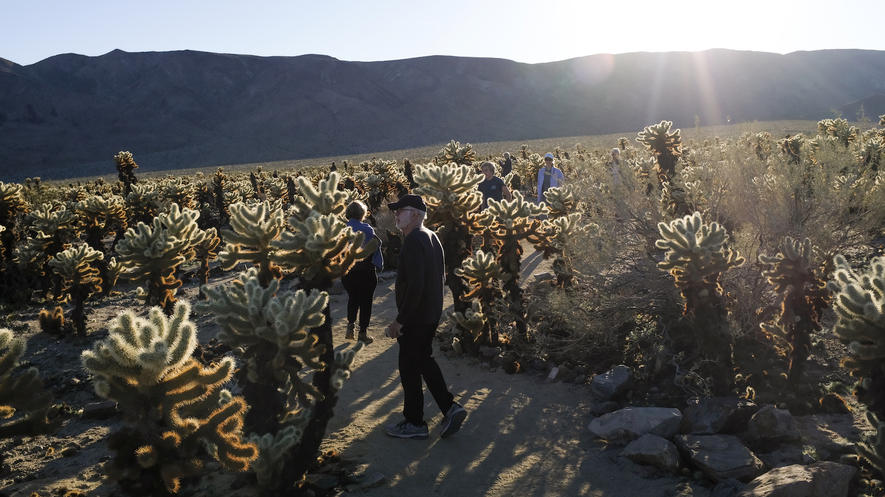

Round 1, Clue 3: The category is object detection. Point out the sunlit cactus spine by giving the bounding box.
[114,151,139,195]
[827,255,885,478]
[160,177,195,210]
[412,162,487,318]
[82,302,258,496]
[217,200,287,288]
[14,202,80,299]
[0,182,29,263]
[451,250,511,348]
[115,204,213,315]
[436,139,477,165]
[637,120,683,184]
[758,237,830,387]
[539,185,577,219]
[48,244,104,337]
[484,191,548,336]
[125,183,162,226]
[818,118,858,147]
[530,212,584,288]
[0,329,60,438]
[38,306,65,334]
[359,158,408,213]
[656,212,745,395]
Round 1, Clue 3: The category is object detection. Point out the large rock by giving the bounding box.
[749,405,801,445]
[675,434,766,483]
[588,407,682,445]
[681,397,760,434]
[620,433,681,473]
[737,461,856,497]
[589,365,633,401]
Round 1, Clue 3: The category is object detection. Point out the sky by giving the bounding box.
[1,0,883,67]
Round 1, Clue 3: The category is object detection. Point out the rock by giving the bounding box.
[451,338,463,356]
[680,397,760,435]
[590,401,621,416]
[60,442,81,457]
[479,345,501,358]
[756,444,806,468]
[749,405,801,444]
[590,365,633,401]
[573,374,586,385]
[361,471,386,489]
[737,461,856,497]
[674,434,765,483]
[530,357,547,371]
[620,434,681,473]
[712,478,745,497]
[82,400,117,419]
[588,407,682,445]
[304,473,339,490]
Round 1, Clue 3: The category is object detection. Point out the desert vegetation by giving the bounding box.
[1,116,885,495]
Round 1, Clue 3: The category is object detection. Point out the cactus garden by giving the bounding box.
[2,118,885,496]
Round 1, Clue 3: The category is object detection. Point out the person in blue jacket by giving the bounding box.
[342,200,383,344]
[536,152,565,205]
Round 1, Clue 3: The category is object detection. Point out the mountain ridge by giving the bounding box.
[1,48,884,182]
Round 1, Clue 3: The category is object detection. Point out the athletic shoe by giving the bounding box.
[358,333,374,344]
[439,402,467,438]
[386,420,429,439]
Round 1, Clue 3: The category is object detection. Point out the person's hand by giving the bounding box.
[387,321,403,339]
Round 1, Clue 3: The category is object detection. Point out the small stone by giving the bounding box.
[82,400,117,419]
[61,442,81,457]
[362,471,386,489]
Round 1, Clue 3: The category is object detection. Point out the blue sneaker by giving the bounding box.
[386,420,429,439]
[439,402,467,438]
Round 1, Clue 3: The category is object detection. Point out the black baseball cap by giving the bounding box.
[387,194,427,212]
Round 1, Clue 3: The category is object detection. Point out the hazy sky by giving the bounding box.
[2,0,882,66]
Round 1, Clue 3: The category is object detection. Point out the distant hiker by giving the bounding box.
[537,152,564,205]
[609,148,622,185]
[385,194,467,440]
[500,152,513,176]
[478,161,512,210]
[342,200,383,344]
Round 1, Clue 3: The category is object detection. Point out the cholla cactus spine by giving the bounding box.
[0,329,59,438]
[82,302,257,494]
[48,243,104,337]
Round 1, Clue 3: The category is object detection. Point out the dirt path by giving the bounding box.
[318,249,708,496]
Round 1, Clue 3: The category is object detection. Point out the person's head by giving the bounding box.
[503,152,510,160]
[387,194,427,235]
[611,148,620,161]
[544,153,554,169]
[480,161,496,180]
[345,200,368,221]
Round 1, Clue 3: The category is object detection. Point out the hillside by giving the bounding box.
[1,48,884,181]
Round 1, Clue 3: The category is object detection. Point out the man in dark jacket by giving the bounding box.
[385,194,467,440]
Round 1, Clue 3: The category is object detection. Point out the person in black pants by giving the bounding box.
[341,200,383,344]
[384,194,467,440]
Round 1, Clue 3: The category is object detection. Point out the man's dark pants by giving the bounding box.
[397,322,455,426]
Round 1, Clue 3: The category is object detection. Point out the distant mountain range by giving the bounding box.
[1,48,884,182]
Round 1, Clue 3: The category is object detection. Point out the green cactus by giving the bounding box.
[114,151,139,195]
[48,244,104,337]
[0,329,60,438]
[411,162,488,321]
[758,237,830,386]
[82,302,258,495]
[0,182,29,263]
[656,212,744,395]
[637,120,683,183]
[437,139,477,165]
[451,250,510,346]
[217,200,286,288]
[827,254,885,478]
[484,191,548,336]
[115,204,213,314]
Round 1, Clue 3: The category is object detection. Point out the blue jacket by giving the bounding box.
[347,218,384,271]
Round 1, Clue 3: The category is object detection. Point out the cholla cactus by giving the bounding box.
[0,329,59,438]
[758,237,830,386]
[272,172,377,287]
[827,254,885,477]
[540,185,577,219]
[39,306,65,334]
[637,120,683,183]
[530,212,584,288]
[485,191,548,335]
[818,118,858,147]
[82,302,258,495]
[48,244,104,337]
[358,158,408,212]
[14,203,80,298]
[437,139,477,165]
[74,195,128,254]
[160,177,195,210]
[126,183,162,226]
[115,151,139,195]
[656,212,744,395]
[218,200,286,288]
[0,182,29,259]
[452,250,510,347]
[412,162,487,317]
[115,204,213,314]
[779,134,804,164]
[196,267,362,488]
